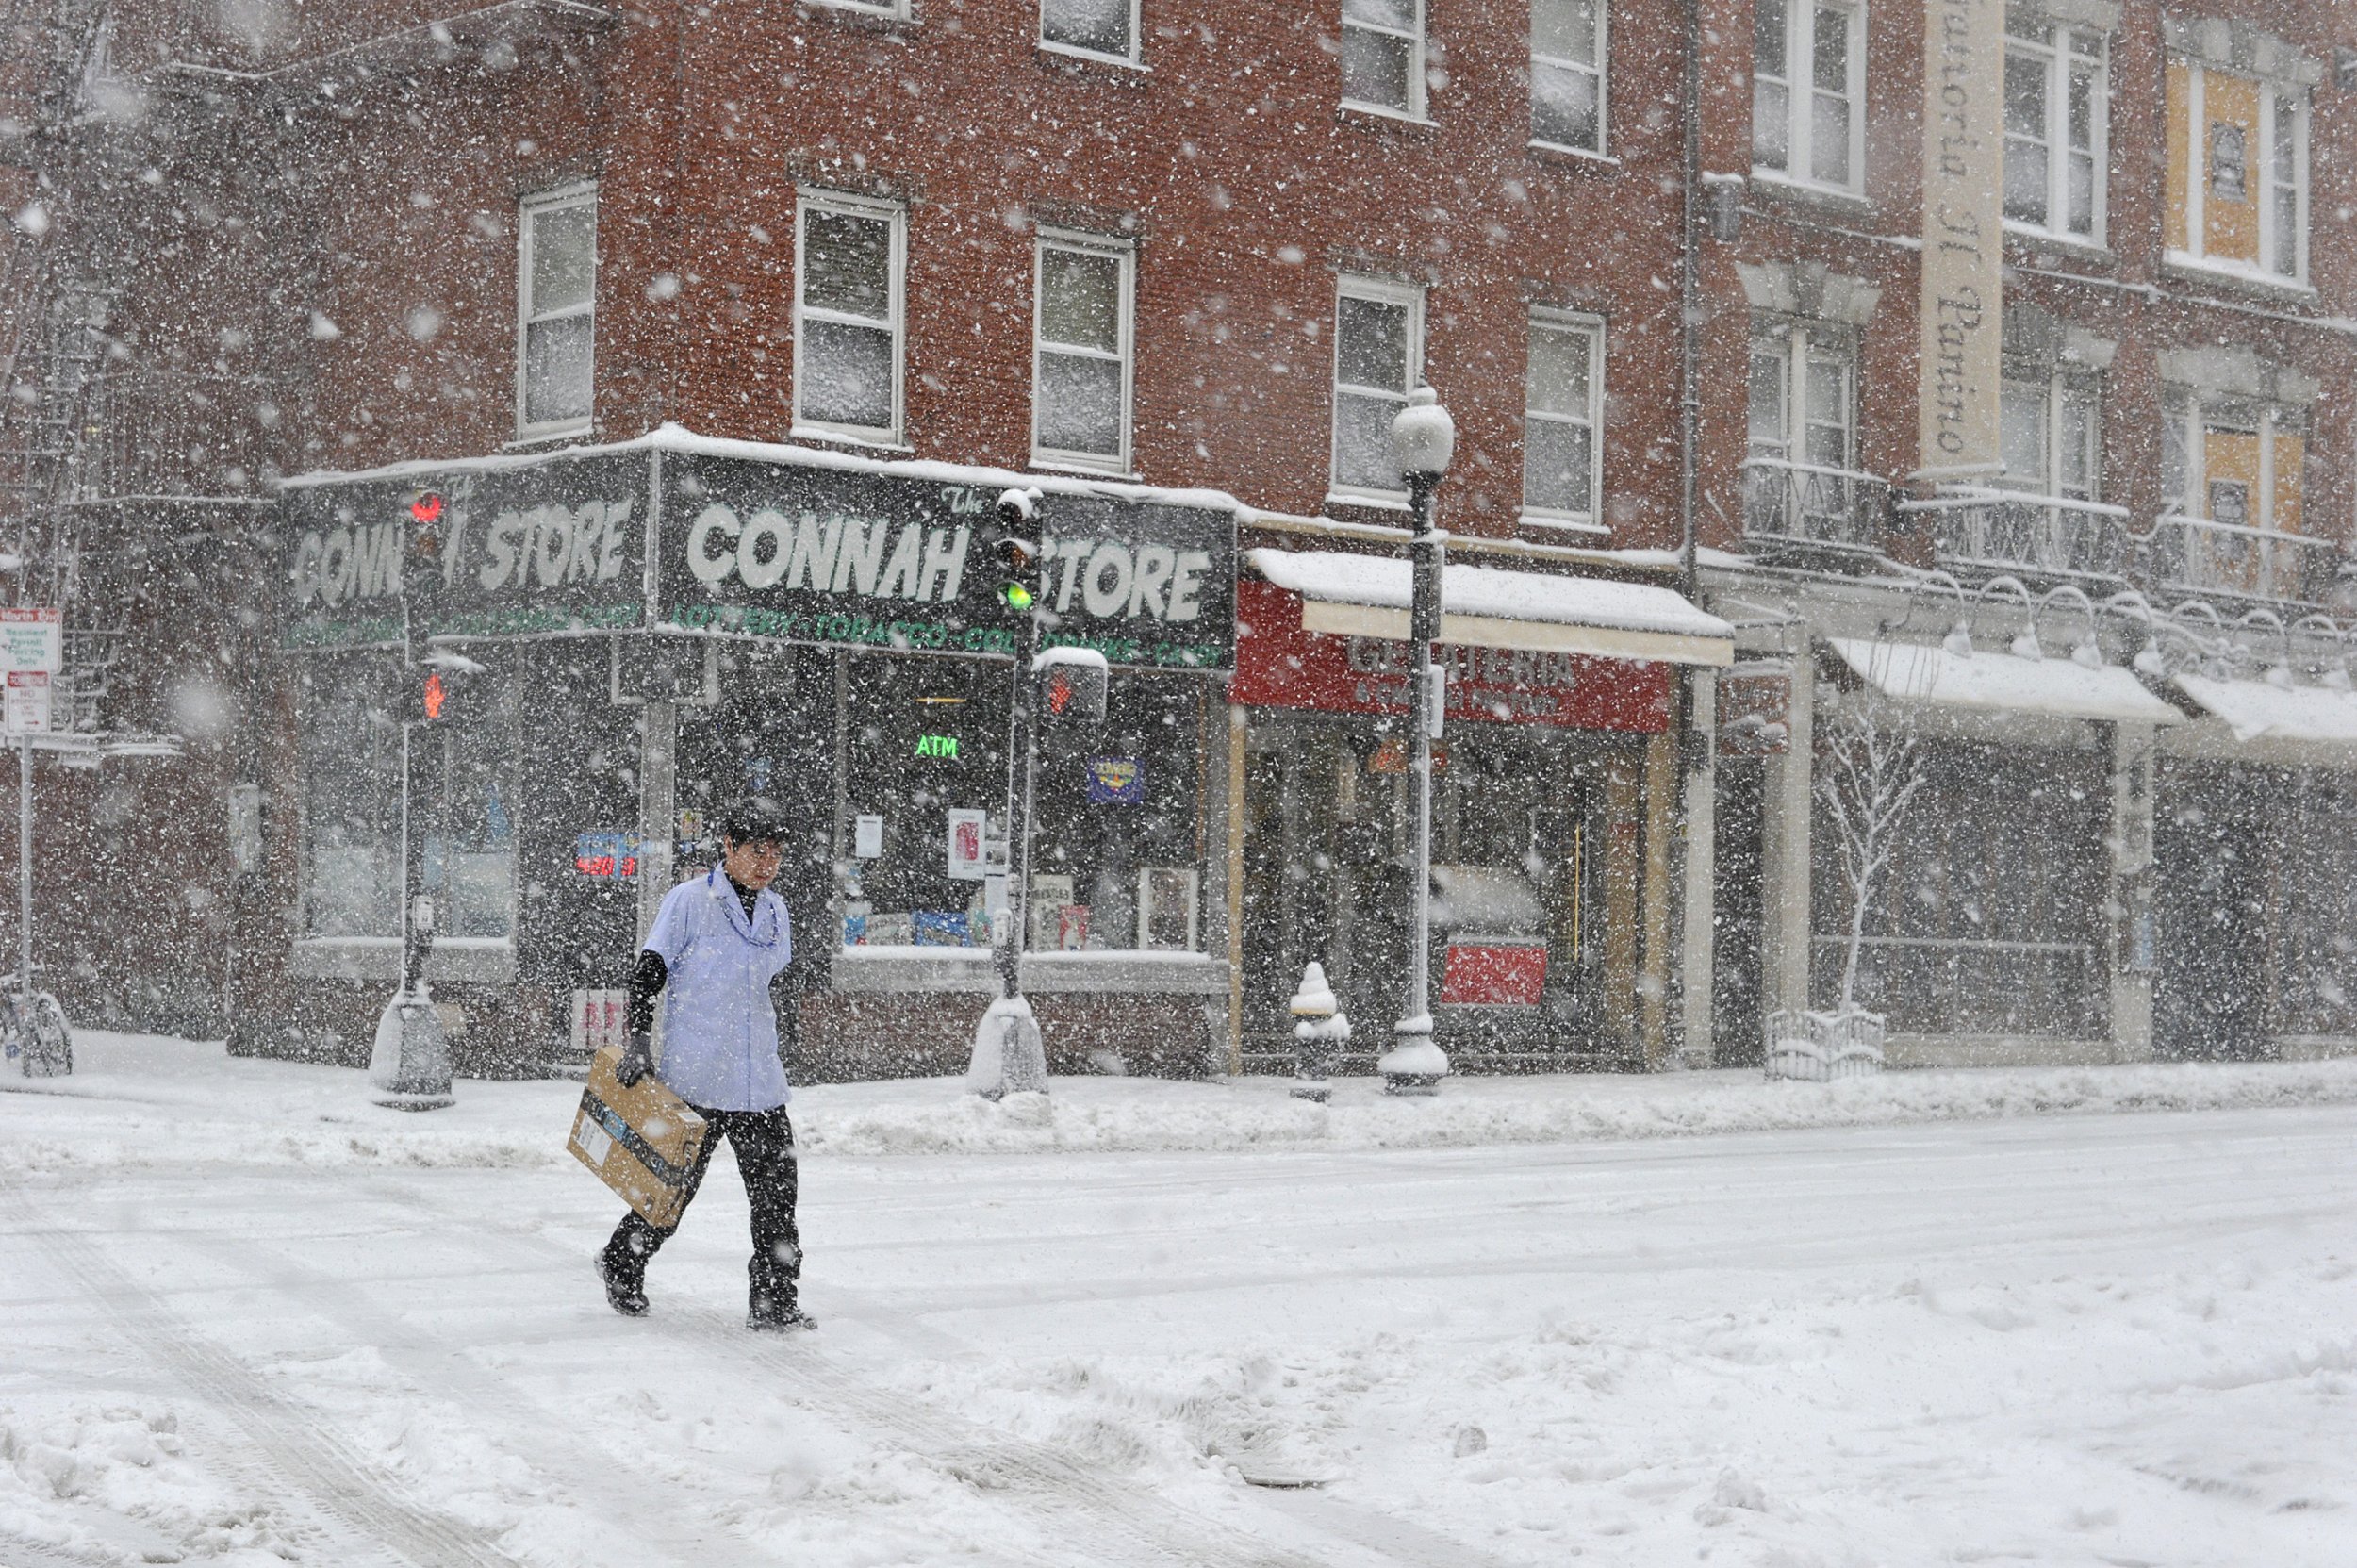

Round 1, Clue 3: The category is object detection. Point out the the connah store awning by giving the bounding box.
[1828,637,2183,735]
[1233,548,1733,736]
[2161,671,2357,767]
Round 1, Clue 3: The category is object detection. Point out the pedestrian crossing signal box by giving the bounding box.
[1038,657,1108,728]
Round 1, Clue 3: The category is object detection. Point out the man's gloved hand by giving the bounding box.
[617,1030,654,1089]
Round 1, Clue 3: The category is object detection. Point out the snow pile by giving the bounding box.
[12,1032,2357,1174]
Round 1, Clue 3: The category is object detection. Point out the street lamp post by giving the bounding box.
[1381,387,1454,1096]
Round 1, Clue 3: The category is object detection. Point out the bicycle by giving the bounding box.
[0,981,70,1077]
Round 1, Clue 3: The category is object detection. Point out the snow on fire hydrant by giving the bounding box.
[1290,962,1349,1103]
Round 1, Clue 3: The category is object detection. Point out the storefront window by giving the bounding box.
[837,652,1209,951]
[1816,740,2106,1036]
[295,656,519,942]
[299,667,403,939]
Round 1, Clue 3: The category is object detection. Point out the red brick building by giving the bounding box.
[6,0,2355,1074]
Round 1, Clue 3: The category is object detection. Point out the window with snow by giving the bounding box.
[1341,0,1425,118]
[2166,59,2306,284]
[1522,312,1604,528]
[2003,22,2105,243]
[1752,0,1863,193]
[1997,371,2100,503]
[795,190,905,443]
[518,184,595,437]
[1530,0,1605,154]
[1744,321,1864,545]
[1032,232,1133,470]
[1329,276,1422,499]
[2159,386,2314,600]
[1042,0,1135,60]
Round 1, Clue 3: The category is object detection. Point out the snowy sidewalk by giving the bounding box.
[8,1031,2357,1172]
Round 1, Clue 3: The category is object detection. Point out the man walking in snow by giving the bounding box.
[597,796,816,1331]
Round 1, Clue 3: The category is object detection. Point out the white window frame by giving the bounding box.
[516,181,597,440]
[2003,22,2107,245]
[1340,0,1427,121]
[1328,274,1425,504]
[1998,370,2101,501]
[1521,310,1606,531]
[793,188,907,447]
[1529,0,1608,156]
[1030,228,1135,474]
[1040,0,1140,63]
[2161,388,2301,533]
[1751,0,1866,196]
[805,0,908,15]
[1748,320,1856,470]
[2172,62,2309,286]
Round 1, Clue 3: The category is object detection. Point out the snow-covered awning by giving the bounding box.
[2170,673,2357,746]
[1828,638,2182,725]
[1246,549,1734,668]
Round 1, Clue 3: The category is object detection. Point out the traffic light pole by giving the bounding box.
[996,606,1039,1001]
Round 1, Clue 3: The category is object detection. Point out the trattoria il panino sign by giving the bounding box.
[279,452,652,650]
[279,446,1236,670]
[659,454,1235,671]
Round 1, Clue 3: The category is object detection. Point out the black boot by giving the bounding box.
[748,1299,817,1332]
[597,1247,649,1317]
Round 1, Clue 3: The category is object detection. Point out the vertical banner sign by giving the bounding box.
[1920,0,2004,480]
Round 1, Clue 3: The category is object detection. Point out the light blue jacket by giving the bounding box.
[645,866,794,1112]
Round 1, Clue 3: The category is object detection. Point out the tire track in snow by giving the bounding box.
[183,1227,793,1568]
[339,1166,1344,1568]
[6,1200,523,1568]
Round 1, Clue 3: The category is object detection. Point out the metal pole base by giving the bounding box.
[1376,1032,1449,1098]
[1380,1074,1442,1098]
[1289,1079,1332,1103]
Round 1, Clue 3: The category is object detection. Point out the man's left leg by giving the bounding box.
[730,1106,810,1330]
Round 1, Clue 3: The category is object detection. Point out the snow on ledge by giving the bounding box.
[2172,672,2357,746]
[1830,637,2183,726]
[1248,548,1735,641]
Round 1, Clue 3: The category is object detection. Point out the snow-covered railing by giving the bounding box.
[2149,511,2343,607]
[1806,934,2102,1038]
[1763,1008,1887,1081]
[1906,486,2134,584]
[1739,457,1889,553]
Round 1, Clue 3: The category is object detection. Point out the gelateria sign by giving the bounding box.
[278,451,652,650]
[278,445,1237,669]
[658,454,1235,671]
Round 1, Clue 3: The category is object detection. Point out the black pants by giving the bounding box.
[602,1105,800,1314]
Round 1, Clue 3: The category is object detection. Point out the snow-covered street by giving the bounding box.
[5,1035,2355,1567]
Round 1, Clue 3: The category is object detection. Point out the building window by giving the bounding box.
[1998,372,2100,502]
[2003,22,2104,241]
[795,190,906,442]
[2159,387,2315,600]
[1342,0,1425,118]
[1531,0,1606,153]
[1042,0,1135,60]
[1330,276,1422,498]
[2167,61,2306,282]
[1522,312,1604,527]
[518,185,595,436]
[1033,231,1133,470]
[1744,321,1869,546]
[1752,0,1863,192]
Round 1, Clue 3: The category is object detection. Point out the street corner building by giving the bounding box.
[5,0,2355,1078]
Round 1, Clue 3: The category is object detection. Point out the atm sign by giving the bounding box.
[915,734,961,760]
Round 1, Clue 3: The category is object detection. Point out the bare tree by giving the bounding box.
[1817,689,1927,1015]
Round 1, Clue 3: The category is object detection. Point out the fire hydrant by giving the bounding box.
[1290,961,1350,1102]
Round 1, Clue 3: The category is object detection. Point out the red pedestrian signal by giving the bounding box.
[422,670,448,720]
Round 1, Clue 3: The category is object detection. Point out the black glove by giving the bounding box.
[616,1030,654,1089]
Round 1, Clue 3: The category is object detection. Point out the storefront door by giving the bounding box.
[2155,777,2273,1060]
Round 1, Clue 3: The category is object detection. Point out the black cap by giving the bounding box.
[717,795,794,846]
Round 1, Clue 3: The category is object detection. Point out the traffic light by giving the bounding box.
[992,488,1042,616]
[409,652,485,724]
[1036,647,1109,728]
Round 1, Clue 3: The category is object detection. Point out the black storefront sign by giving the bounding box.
[280,452,653,650]
[658,455,1235,671]
[278,445,1237,670]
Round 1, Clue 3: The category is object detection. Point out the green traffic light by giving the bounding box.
[1003,583,1034,610]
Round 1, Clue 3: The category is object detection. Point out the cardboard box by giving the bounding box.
[568,1046,711,1229]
